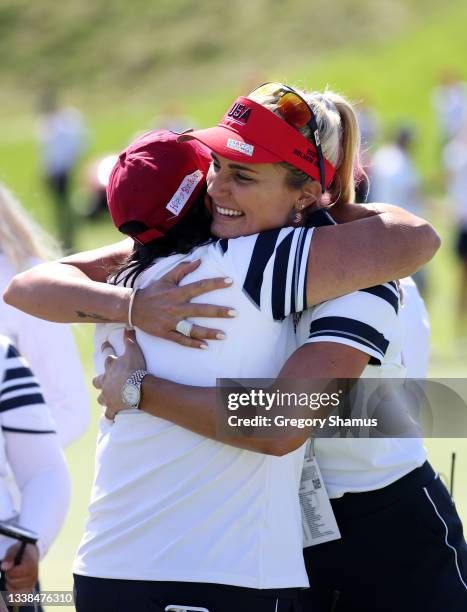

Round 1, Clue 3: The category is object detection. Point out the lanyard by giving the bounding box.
[305,437,316,461]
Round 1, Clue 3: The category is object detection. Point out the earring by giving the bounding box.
[293,208,303,226]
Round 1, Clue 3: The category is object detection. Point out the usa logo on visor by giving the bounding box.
[227,102,252,126]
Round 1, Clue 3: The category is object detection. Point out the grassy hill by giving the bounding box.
[2,0,467,215]
[1,0,463,110]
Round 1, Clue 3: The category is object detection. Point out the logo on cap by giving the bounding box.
[227,102,252,126]
[166,169,203,216]
[226,139,254,156]
[293,148,318,167]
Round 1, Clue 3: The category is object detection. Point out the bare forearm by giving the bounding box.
[4,262,130,323]
[363,205,440,277]
[4,239,133,323]
[140,376,287,455]
[4,241,232,345]
[141,377,216,436]
[307,205,440,305]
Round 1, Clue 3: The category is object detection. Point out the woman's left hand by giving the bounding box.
[93,329,146,421]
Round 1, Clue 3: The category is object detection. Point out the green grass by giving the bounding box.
[1,0,462,111]
[1,1,467,608]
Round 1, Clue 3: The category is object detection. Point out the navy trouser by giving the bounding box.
[73,575,304,612]
[301,461,467,611]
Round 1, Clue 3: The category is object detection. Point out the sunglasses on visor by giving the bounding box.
[249,82,327,193]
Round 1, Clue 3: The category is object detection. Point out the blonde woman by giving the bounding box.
[0,184,90,447]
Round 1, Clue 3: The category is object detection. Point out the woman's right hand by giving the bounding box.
[131,259,236,349]
[1,542,39,593]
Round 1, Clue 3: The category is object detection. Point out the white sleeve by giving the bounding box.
[214,226,314,320]
[5,306,91,448]
[0,340,70,558]
[298,282,400,365]
[5,432,70,559]
[0,342,54,432]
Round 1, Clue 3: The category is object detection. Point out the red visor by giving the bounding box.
[180,97,335,187]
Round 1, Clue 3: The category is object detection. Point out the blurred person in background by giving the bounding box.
[0,335,70,608]
[354,95,379,203]
[82,154,119,219]
[432,68,467,144]
[443,121,467,336]
[38,91,88,252]
[0,184,90,448]
[369,124,428,295]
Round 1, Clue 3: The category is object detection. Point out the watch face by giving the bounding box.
[122,383,140,406]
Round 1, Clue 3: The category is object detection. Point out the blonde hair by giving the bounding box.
[0,184,61,272]
[249,85,363,206]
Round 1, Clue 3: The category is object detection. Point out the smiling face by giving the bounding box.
[206,153,302,239]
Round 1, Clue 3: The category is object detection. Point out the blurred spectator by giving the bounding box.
[0,184,90,448]
[355,97,380,203]
[442,122,467,333]
[432,69,467,143]
[82,154,118,219]
[0,335,70,605]
[369,125,424,216]
[355,96,380,150]
[38,91,88,251]
[369,125,427,294]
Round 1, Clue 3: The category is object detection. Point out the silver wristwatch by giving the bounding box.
[121,369,148,409]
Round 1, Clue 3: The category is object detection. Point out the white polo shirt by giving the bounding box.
[290,279,427,499]
[0,336,70,559]
[74,227,314,588]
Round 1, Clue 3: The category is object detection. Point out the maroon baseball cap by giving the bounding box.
[107,130,211,245]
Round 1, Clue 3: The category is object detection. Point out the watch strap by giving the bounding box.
[127,369,148,387]
[122,369,148,409]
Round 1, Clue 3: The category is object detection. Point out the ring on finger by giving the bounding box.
[175,320,194,337]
